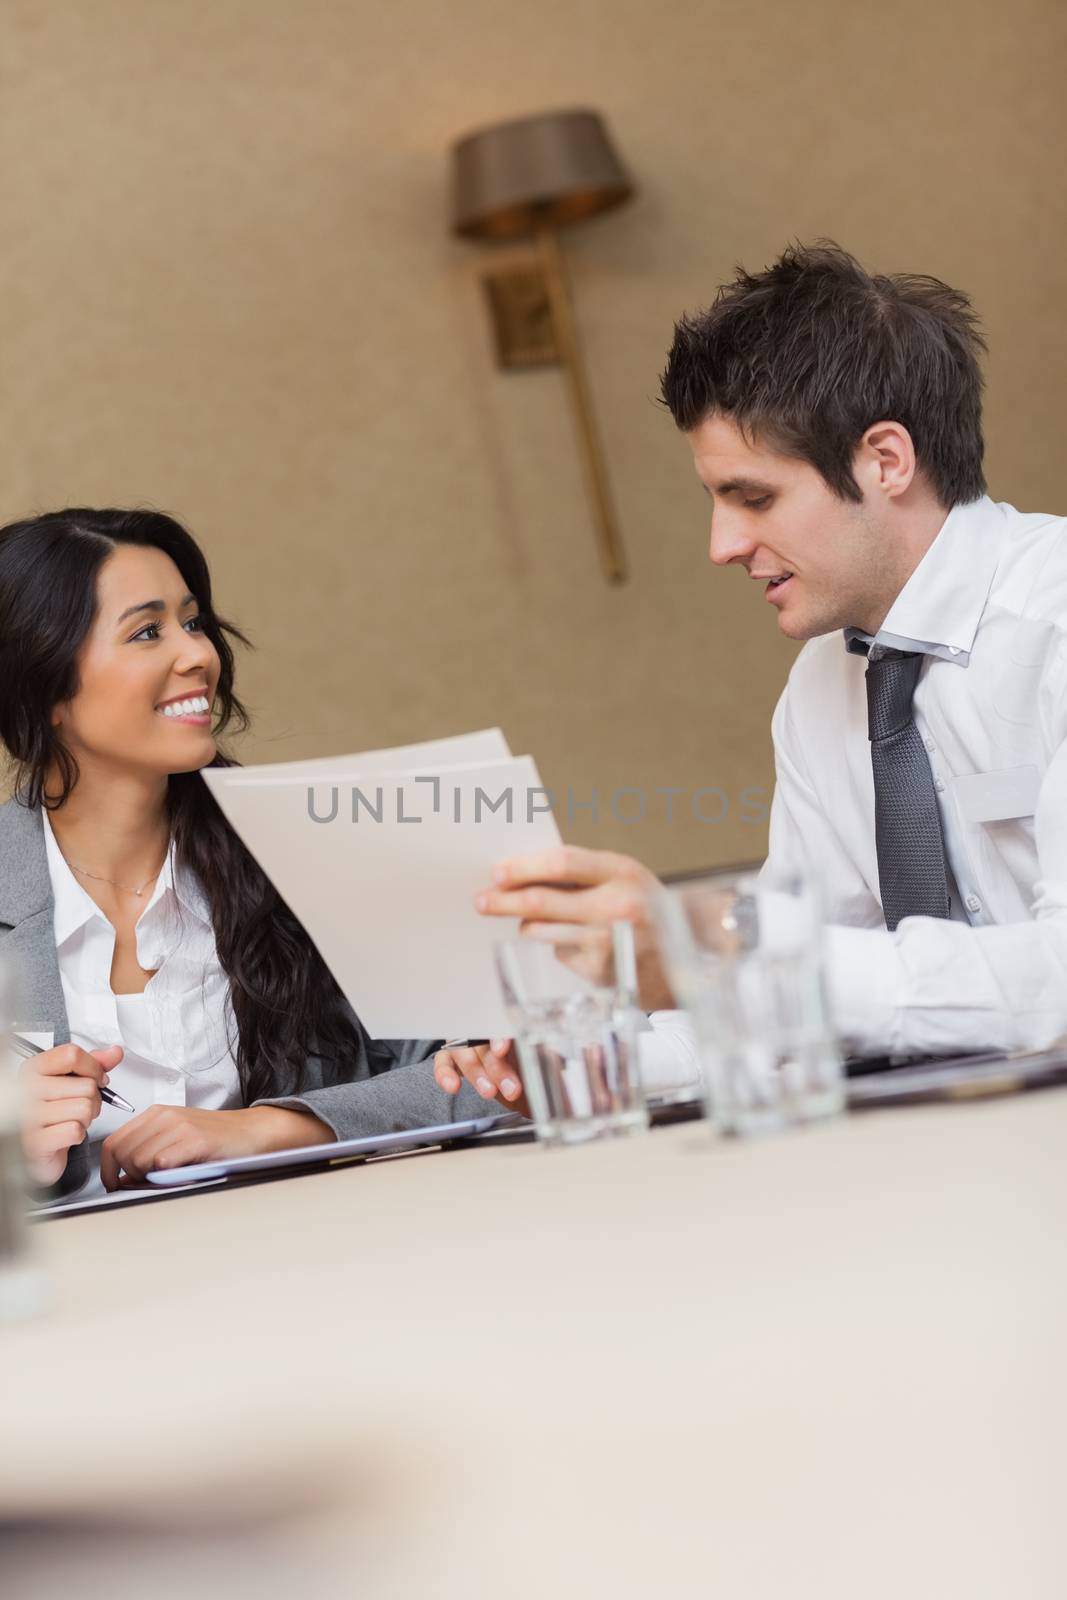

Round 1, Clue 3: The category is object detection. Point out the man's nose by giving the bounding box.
[708,511,756,568]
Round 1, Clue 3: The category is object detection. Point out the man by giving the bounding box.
[436,241,1067,1104]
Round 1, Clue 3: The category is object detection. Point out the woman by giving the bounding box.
[0,507,488,1199]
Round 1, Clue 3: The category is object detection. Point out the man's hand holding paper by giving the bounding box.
[474,844,675,1011]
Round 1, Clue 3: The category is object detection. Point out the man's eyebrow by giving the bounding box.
[116,592,197,624]
[710,477,776,496]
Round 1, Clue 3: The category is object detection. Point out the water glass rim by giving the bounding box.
[660,866,814,897]
[654,871,824,964]
[493,921,638,1001]
[492,919,636,951]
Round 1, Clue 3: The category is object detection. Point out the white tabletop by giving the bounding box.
[4,1091,1066,1598]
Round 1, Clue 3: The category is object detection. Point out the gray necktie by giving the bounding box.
[864,645,951,931]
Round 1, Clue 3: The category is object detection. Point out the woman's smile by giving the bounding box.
[155,689,213,725]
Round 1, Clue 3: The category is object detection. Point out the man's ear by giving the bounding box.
[855,420,917,500]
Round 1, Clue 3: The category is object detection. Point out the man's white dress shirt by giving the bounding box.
[41,811,240,1196]
[767,495,1067,1056]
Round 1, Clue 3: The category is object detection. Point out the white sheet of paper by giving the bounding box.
[214,728,510,783]
[202,748,562,1039]
[31,1178,226,1218]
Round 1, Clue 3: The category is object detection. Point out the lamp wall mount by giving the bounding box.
[450,109,634,586]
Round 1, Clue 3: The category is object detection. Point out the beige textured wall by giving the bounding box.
[2,0,1065,872]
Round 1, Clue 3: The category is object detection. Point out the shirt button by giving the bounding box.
[924,737,936,752]
[934,778,945,793]
[966,894,982,913]
[948,646,961,655]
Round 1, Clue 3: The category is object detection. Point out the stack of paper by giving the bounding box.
[200,730,561,1040]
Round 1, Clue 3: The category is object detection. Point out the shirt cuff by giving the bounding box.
[823,924,902,1056]
[637,1010,703,1092]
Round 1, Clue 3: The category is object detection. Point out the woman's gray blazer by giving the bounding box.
[0,797,488,1196]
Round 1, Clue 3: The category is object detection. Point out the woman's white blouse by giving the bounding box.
[41,811,241,1195]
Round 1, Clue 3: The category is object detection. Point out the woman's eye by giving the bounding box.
[129,614,203,642]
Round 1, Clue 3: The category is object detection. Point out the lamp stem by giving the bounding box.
[536,224,628,584]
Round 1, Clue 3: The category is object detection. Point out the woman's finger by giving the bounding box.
[27,1043,114,1083]
[436,1046,497,1100]
[116,1133,192,1185]
[456,1045,499,1099]
[481,1040,523,1102]
[434,1051,462,1093]
[32,1072,106,1104]
[435,1043,523,1103]
[100,1119,168,1190]
[33,1092,101,1130]
[461,1044,523,1102]
[24,1119,88,1160]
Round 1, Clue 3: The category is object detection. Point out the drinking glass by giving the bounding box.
[494,923,649,1146]
[655,869,844,1136]
[1,954,48,1322]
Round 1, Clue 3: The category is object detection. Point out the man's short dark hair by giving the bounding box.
[660,241,987,506]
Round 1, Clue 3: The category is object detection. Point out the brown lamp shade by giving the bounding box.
[451,109,634,241]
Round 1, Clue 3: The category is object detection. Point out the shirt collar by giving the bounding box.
[41,811,212,947]
[843,494,1004,666]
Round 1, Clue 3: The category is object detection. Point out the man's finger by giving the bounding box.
[489,846,632,890]
[476,884,603,922]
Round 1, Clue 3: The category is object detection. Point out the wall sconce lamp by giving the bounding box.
[450,109,635,584]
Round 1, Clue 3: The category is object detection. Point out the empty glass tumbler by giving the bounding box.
[656,869,844,1136]
[1,953,48,1323]
[494,923,649,1146]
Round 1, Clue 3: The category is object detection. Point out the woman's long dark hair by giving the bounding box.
[0,507,364,1101]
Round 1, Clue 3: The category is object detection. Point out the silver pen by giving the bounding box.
[11,1033,136,1113]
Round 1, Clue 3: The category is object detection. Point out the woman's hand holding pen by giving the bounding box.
[434,1039,528,1113]
[20,1042,124,1187]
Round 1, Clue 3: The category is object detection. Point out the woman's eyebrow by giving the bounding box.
[116,592,196,624]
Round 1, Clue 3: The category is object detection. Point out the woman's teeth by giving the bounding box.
[159,696,210,718]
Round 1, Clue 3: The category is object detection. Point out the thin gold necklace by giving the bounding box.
[62,850,168,898]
